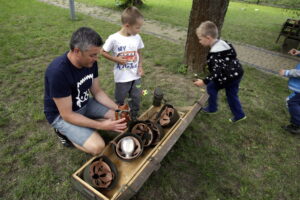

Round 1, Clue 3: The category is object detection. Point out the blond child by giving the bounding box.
[102,6,144,120]
[193,21,246,123]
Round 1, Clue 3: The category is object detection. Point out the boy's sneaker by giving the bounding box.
[54,129,74,148]
[229,116,247,123]
[201,107,217,114]
[282,124,300,135]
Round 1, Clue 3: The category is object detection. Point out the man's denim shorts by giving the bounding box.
[51,98,109,146]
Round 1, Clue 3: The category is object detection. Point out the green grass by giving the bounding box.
[1,0,300,199]
[233,0,300,9]
[76,0,299,51]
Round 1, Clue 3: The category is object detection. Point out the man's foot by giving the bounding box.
[229,116,247,123]
[201,107,217,114]
[282,124,300,135]
[54,129,74,147]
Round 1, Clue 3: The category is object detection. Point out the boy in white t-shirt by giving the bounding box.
[102,6,144,120]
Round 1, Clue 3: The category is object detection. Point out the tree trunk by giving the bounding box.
[184,0,229,72]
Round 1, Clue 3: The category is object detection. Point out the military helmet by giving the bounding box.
[83,155,118,190]
[111,132,144,161]
[156,104,180,128]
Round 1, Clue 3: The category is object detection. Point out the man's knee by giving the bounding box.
[83,132,105,155]
[89,142,105,155]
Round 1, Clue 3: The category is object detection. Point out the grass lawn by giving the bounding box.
[1,0,300,199]
[77,0,299,51]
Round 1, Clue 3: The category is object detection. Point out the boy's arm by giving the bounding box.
[281,69,300,78]
[202,64,223,85]
[137,49,144,76]
[101,50,127,65]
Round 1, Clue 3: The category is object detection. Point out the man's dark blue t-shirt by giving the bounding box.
[44,52,98,124]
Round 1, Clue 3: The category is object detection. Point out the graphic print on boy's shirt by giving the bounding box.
[117,50,138,70]
[115,45,138,70]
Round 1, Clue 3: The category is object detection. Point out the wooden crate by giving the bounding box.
[72,93,208,200]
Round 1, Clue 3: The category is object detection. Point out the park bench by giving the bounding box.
[276,19,300,51]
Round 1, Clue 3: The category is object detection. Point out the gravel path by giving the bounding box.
[39,0,300,74]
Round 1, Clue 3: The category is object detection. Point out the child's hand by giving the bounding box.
[279,69,285,76]
[193,79,205,87]
[137,66,144,76]
[116,56,128,65]
[288,48,299,56]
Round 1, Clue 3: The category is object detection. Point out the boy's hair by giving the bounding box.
[121,6,144,25]
[70,27,103,51]
[196,21,219,39]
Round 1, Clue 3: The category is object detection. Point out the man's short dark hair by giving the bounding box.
[70,27,103,51]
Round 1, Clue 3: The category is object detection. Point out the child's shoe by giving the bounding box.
[229,116,247,123]
[201,107,217,114]
[282,124,300,135]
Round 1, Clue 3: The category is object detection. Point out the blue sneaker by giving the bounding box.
[229,116,247,123]
[201,107,217,114]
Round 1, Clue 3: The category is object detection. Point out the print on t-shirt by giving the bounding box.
[76,73,93,107]
[117,50,138,70]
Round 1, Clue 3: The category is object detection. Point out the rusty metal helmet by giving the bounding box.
[83,155,118,190]
[156,104,180,128]
[111,132,144,161]
[115,104,131,123]
[129,121,154,147]
[144,120,164,146]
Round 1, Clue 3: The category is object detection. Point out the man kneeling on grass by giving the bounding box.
[44,27,127,155]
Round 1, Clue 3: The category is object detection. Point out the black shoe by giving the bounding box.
[54,129,74,147]
[201,107,217,114]
[229,116,247,123]
[282,124,300,135]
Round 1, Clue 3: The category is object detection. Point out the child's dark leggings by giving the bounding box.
[115,79,141,117]
[206,78,245,120]
[287,92,300,126]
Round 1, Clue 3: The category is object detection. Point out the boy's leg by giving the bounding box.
[115,82,131,106]
[206,81,219,112]
[287,93,300,126]
[128,79,141,119]
[225,78,245,120]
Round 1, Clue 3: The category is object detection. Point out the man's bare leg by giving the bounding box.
[73,131,105,155]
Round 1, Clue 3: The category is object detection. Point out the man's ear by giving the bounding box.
[73,48,80,54]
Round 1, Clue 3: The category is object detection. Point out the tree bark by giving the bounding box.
[184,0,229,72]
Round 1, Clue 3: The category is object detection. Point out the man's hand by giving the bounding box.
[193,79,205,87]
[288,48,300,56]
[99,118,127,133]
[116,56,128,65]
[279,69,285,76]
